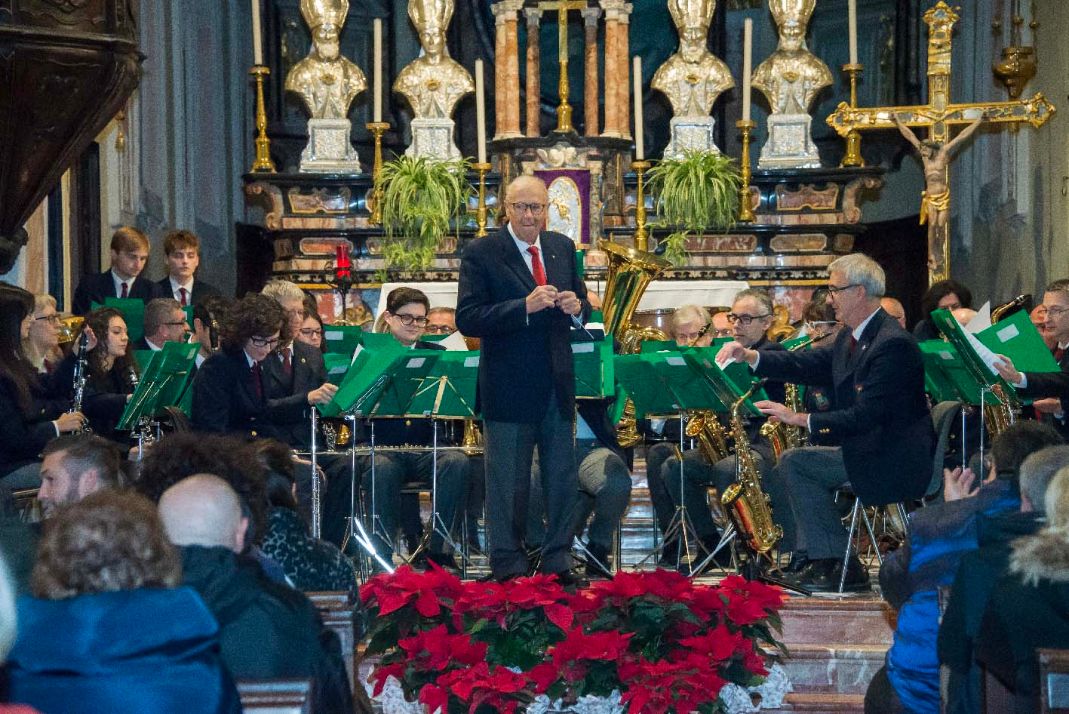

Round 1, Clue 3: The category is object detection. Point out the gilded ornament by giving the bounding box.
[751,0,831,115]
[394,0,473,121]
[651,0,734,119]
[285,0,366,120]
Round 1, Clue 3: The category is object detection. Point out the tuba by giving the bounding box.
[598,240,671,448]
[721,381,783,556]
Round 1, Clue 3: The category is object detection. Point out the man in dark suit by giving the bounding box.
[155,229,223,307]
[132,297,188,352]
[994,278,1069,440]
[719,253,933,591]
[456,175,591,582]
[72,226,159,315]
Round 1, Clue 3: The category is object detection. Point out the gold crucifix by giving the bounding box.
[538,0,588,133]
[826,1,1055,285]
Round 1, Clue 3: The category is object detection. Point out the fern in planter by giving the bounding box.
[378,155,471,273]
[646,150,742,265]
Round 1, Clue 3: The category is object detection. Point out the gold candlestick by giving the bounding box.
[366,121,390,225]
[632,160,651,252]
[736,119,756,223]
[249,66,276,173]
[472,162,491,238]
[840,63,865,168]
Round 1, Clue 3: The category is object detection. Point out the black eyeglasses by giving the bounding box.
[423,325,455,334]
[163,321,188,327]
[34,314,61,324]
[249,335,280,348]
[299,328,323,338]
[827,283,861,295]
[392,314,429,327]
[726,312,770,326]
[509,202,546,216]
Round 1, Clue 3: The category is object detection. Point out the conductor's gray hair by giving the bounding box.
[827,253,885,298]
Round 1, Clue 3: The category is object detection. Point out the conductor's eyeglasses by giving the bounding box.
[726,312,770,326]
[510,202,545,215]
[393,313,429,327]
[826,283,861,295]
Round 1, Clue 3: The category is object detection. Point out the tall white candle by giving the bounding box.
[475,59,487,164]
[251,0,263,66]
[742,18,752,122]
[633,56,644,160]
[848,0,858,65]
[373,19,383,123]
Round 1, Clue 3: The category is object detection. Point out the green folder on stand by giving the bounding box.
[918,340,997,405]
[322,324,366,356]
[682,346,767,416]
[574,335,615,399]
[975,309,1060,373]
[317,339,435,418]
[117,342,199,430]
[407,351,480,418]
[614,350,741,419]
[91,297,146,342]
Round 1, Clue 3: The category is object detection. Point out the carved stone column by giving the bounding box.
[524,8,541,137]
[582,7,601,137]
[601,15,620,136]
[493,1,523,139]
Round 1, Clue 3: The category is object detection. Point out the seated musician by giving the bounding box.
[643,304,713,564]
[719,254,933,592]
[0,284,85,491]
[81,307,138,441]
[661,289,786,573]
[71,226,159,316]
[155,229,222,307]
[913,279,972,342]
[133,297,188,352]
[708,308,733,339]
[191,293,335,441]
[190,295,231,367]
[258,280,336,449]
[295,310,325,352]
[528,394,632,578]
[994,279,1069,440]
[23,294,63,374]
[360,287,469,570]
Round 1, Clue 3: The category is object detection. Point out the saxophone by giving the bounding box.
[721,381,783,555]
[759,335,814,461]
[685,411,730,464]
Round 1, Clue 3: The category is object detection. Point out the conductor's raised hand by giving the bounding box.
[557,290,582,316]
[307,382,339,405]
[526,284,558,314]
[716,340,754,367]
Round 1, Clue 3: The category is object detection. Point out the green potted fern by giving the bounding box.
[646,150,741,265]
[378,155,472,273]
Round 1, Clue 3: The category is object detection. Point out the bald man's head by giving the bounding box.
[503,175,549,244]
[158,474,248,553]
[880,297,906,329]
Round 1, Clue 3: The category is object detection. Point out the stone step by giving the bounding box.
[773,643,886,696]
[778,596,895,646]
[771,692,866,713]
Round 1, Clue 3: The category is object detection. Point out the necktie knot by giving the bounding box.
[179,287,188,306]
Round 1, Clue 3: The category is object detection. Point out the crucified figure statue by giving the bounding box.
[894,113,985,278]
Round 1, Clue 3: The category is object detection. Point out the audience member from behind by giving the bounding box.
[0,284,84,489]
[159,475,351,713]
[255,440,356,593]
[38,435,125,519]
[975,465,1069,713]
[71,226,158,315]
[866,420,1062,714]
[940,443,1069,714]
[913,278,972,341]
[0,549,39,714]
[6,491,240,713]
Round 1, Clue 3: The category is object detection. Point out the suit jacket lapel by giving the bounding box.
[496,229,537,292]
[542,235,569,289]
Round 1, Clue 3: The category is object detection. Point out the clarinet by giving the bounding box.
[70,331,91,434]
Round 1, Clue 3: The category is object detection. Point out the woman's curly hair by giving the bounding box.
[31,491,181,600]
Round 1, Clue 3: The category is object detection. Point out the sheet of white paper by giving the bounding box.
[960,324,999,377]
[967,302,991,333]
[439,331,469,351]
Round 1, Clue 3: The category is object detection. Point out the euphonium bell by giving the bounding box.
[57,316,86,345]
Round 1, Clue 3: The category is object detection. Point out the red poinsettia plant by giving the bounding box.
[360,565,786,714]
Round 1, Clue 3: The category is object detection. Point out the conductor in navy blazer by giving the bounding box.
[719,253,933,591]
[456,175,591,581]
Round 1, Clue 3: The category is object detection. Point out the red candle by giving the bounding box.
[334,245,351,279]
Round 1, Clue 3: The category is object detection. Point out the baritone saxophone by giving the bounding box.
[721,381,783,555]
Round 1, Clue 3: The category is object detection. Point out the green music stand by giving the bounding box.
[118,342,198,456]
[322,324,366,356]
[975,309,1060,373]
[574,335,615,399]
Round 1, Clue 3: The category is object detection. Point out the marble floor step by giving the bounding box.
[773,643,887,696]
[778,596,895,646]
[769,692,866,713]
